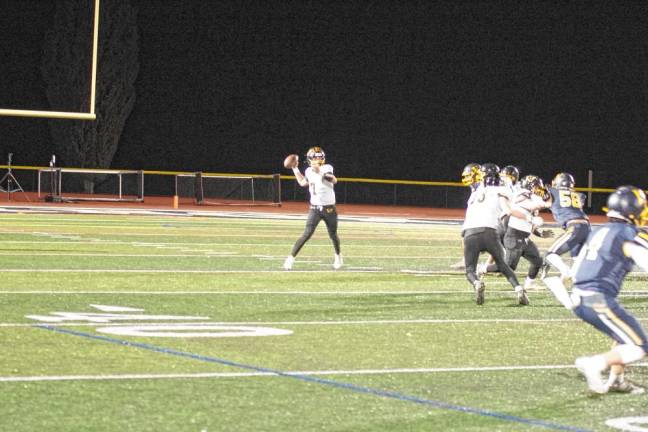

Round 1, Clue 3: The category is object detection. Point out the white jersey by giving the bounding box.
[507,190,547,233]
[305,164,336,206]
[462,184,508,232]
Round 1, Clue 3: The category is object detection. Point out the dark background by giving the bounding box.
[0,1,646,193]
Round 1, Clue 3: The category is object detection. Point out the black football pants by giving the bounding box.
[291,205,340,257]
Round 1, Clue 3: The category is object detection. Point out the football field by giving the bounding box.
[0,212,647,432]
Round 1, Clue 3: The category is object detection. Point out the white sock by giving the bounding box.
[546,253,571,277]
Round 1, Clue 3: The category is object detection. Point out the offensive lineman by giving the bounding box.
[283,147,342,271]
[481,175,553,295]
[571,186,648,394]
[450,163,482,270]
[462,164,526,305]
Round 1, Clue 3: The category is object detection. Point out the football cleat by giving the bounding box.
[575,356,608,394]
[473,280,485,305]
[333,254,343,270]
[608,379,645,395]
[515,286,529,306]
[604,186,648,226]
[283,255,295,271]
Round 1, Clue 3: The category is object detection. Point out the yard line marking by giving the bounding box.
[4,318,589,328]
[2,290,648,298]
[0,251,463,260]
[3,363,648,383]
[0,289,547,295]
[0,269,385,273]
[35,325,591,432]
[0,240,457,248]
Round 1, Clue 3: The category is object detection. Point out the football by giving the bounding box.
[283,154,298,169]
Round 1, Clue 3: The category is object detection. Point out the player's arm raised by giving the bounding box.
[292,166,309,187]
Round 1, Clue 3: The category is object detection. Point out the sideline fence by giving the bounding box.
[0,164,623,212]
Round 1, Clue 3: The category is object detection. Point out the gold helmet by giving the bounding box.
[520,175,548,199]
[461,163,481,186]
[306,147,325,166]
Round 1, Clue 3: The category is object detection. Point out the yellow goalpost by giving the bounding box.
[0,0,100,121]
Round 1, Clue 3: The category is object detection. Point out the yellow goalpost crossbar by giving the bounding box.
[0,0,100,121]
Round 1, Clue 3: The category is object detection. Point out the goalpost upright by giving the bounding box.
[0,0,100,121]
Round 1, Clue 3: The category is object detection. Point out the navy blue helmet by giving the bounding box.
[605,185,648,226]
[552,172,575,189]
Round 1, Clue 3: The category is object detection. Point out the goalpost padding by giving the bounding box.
[175,173,281,206]
[38,168,144,202]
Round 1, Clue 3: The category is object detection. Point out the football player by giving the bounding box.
[461,162,482,192]
[571,185,648,394]
[477,165,521,273]
[461,164,524,305]
[283,147,342,270]
[540,172,591,283]
[480,175,551,302]
[451,163,482,270]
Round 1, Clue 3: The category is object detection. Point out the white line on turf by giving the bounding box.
[0,318,604,327]
[0,269,386,273]
[1,363,646,383]
[0,290,533,294]
[1,290,647,297]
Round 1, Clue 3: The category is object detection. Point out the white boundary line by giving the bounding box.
[2,362,646,383]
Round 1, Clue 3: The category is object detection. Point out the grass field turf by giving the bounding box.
[0,213,647,432]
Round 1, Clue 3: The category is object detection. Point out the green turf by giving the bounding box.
[0,213,646,431]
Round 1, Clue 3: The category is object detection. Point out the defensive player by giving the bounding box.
[481,175,553,296]
[540,172,591,283]
[572,186,648,394]
[462,164,525,305]
[283,147,342,271]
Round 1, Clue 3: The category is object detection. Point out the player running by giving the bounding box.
[571,186,648,394]
[540,172,591,284]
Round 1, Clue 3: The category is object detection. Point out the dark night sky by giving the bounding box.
[0,0,647,188]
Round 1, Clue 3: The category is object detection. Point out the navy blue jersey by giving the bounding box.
[548,187,588,227]
[573,222,648,297]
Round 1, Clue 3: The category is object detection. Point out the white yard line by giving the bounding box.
[0,240,458,248]
[1,290,647,296]
[0,318,598,327]
[2,363,646,383]
[0,269,386,273]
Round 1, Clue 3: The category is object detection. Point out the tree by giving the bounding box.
[41,0,139,193]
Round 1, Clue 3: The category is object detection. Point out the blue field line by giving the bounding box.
[36,325,591,432]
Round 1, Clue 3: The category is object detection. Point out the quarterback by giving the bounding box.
[283,147,342,271]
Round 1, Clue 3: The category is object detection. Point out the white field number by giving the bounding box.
[606,417,648,432]
[27,305,292,338]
